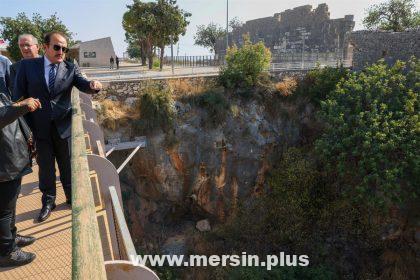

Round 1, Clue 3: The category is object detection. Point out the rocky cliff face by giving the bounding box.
[102,90,315,252]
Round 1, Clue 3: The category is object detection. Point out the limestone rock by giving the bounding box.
[161,234,187,255]
[196,219,211,232]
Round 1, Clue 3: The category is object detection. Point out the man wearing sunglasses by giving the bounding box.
[13,31,103,222]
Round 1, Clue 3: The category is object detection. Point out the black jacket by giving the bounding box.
[0,92,32,182]
[9,60,22,96]
[13,57,97,140]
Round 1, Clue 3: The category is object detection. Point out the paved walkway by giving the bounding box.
[82,65,219,81]
[0,166,72,280]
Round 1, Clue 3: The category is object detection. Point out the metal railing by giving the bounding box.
[162,55,224,67]
[270,59,352,71]
[71,88,107,280]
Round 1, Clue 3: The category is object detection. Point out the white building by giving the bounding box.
[70,37,116,67]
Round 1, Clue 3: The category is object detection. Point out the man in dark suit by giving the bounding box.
[13,31,102,222]
[9,34,40,95]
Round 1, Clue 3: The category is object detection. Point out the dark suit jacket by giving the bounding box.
[13,56,97,140]
[9,60,22,95]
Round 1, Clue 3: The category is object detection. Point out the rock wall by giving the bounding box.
[349,29,420,70]
[103,90,317,249]
[95,76,217,103]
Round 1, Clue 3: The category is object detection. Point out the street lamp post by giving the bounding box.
[170,36,174,75]
[226,0,229,58]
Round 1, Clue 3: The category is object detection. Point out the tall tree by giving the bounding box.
[229,17,243,31]
[154,0,190,70]
[123,0,190,70]
[194,23,226,55]
[363,0,420,31]
[126,34,147,65]
[0,13,73,61]
[123,0,157,69]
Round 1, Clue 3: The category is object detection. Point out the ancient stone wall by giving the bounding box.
[216,4,355,61]
[349,29,420,70]
[94,76,217,103]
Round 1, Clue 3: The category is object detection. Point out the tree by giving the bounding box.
[126,35,147,65]
[363,0,420,31]
[316,58,419,208]
[123,0,190,70]
[0,13,73,61]
[229,17,243,31]
[194,23,226,55]
[123,1,156,69]
[127,41,142,59]
[154,0,190,70]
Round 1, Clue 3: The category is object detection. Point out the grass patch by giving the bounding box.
[96,99,137,131]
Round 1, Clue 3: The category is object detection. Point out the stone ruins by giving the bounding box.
[216,3,355,63]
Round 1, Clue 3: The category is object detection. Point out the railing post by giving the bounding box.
[71,89,107,280]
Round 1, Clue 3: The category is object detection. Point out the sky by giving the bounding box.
[0,0,418,56]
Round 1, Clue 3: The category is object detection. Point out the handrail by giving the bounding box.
[109,186,137,260]
[270,59,352,71]
[71,88,107,280]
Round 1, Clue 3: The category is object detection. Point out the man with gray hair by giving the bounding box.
[9,34,40,94]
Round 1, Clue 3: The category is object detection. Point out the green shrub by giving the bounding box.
[295,66,349,105]
[134,83,175,133]
[316,58,420,208]
[206,147,382,278]
[208,148,321,251]
[196,89,230,127]
[219,34,271,89]
[152,57,161,69]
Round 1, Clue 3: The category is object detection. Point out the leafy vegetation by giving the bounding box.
[205,147,382,279]
[363,0,420,31]
[194,23,226,55]
[134,83,175,133]
[316,58,419,208]
[219,35,271,90]
[0,13,73,61]
[123,0,190,70]
[294,65,349,105]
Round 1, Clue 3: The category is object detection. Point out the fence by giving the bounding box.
[270,59,352,72]
[162,55,224,67]
[71,89,107,280]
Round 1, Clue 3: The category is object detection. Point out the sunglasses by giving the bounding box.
[52,44,69,53]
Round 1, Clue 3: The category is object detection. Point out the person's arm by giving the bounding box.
[0,97,41,129]
[73,64,98,94]
[0,102,28,129]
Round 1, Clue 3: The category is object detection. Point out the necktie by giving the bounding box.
[48,64,56,95]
